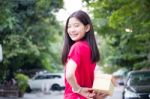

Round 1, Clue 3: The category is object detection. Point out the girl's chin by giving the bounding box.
[71,38,78,41]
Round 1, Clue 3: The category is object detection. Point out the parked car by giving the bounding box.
[0,44,3,62]
[113,68,128,86]
[122,70,150,99]
[26,72,65,92]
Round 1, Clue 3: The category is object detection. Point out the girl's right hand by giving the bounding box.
[78,87,95,99]
[93,91,109,99]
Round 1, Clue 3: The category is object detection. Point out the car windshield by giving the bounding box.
[127,72,150,86]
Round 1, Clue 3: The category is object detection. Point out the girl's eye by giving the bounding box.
[68,25,71,28]
[74,24,79,27]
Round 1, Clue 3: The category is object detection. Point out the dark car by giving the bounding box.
[122,70,150,99]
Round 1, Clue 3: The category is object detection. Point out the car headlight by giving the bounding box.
[124,89,140,98]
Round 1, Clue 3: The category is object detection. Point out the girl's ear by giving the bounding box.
[85,24,90,32]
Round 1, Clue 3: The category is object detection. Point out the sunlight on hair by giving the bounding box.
[56,0,87,23]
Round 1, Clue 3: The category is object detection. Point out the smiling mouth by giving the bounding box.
[69,34,78,37]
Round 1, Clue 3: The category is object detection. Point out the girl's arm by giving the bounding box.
[66,59,95,99]
[66,59,80,91]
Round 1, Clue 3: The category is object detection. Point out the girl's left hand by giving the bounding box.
[78,87,95,99]
[93,91,109,99]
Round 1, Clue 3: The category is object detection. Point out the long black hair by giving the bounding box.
[61,10,100,65]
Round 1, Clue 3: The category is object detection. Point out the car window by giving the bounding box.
[45,74,61,79]
[33,73,63,80]
[128,72,150,86]
[46,75,53,79]
[53,75,61,78]
[34,75,46,80]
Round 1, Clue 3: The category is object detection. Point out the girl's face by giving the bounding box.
[67,17,90,41]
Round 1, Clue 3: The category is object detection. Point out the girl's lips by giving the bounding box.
[69,34,78,37]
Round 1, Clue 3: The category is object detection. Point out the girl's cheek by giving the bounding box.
[67,29,70,34]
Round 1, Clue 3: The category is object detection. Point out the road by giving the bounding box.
[106,86,123,99]
[0,91,63,99]
[0,86,123,99]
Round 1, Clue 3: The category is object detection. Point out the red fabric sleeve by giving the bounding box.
[68,44,81,66]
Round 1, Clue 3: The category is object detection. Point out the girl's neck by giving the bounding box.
[75,38,86,42]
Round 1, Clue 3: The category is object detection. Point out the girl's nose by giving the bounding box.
[69,28,75,33]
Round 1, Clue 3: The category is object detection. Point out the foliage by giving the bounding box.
[102,65,119,74]
[83,0,150,70]
[0,0,64,81]
[15,73,29,96]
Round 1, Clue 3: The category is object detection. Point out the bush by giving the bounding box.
[102,65,119,74]
[15,73,29,97]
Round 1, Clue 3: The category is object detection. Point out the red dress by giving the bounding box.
[64,40,96,99]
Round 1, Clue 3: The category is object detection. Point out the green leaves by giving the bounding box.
[84,0,150,70]
[0,0,64,82]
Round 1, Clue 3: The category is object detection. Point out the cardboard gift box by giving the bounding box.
[92,73,114,96]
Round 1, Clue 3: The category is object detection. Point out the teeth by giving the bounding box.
[70,34,77,37]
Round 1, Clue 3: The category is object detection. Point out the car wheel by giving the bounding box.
[26,86,32,93]
[122,91,125,99]
[51,84,61,91]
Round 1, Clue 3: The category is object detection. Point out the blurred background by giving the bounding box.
[0,0,150,99]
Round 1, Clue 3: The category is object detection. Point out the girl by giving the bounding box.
[62,10,108,99]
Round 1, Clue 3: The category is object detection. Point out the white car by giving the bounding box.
[26,72,65,92]
[0,44,3,62]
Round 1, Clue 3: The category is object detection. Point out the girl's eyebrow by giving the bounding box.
[68,22,80,26]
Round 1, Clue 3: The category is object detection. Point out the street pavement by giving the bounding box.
[0,91,63,99]
[23,91,64,99]
[106,86,123,99]
[0,86,123,99]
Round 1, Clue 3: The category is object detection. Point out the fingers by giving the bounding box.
[86,93,95,99]
[88,92,95,97]
[96,93,109,99]
[93,90,109,99]
[100,93,108,97]
[79,87,95,99]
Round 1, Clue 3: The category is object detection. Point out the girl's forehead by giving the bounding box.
[68,17,81,24]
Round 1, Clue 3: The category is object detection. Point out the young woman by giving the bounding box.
[62,10,108,99]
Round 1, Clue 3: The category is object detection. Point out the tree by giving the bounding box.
[83,0,150,70]
[0,0,64,82]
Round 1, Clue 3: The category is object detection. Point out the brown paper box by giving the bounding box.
[92,74,114,96]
